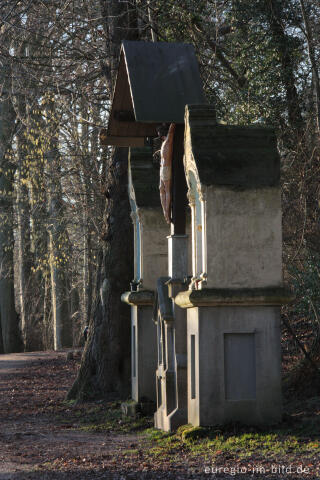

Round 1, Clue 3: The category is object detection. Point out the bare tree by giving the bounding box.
[0,51,23,353]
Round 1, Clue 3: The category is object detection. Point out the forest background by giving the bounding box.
[0,0,319,401]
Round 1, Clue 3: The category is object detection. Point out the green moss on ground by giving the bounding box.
[55,394,320,466]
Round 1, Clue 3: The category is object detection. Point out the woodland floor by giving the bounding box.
[0,350,320,480]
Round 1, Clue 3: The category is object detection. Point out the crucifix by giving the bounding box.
[158,123,187,234]
[155,121,189,430]
[159,123,175,224]
[105,40,204,431]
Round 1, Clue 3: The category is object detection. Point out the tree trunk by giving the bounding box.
[70,287,80,346]
[48,233,71,350]
[29,152,48,350]
[266,0,303,133]
[16,134,33,350]
[147,1,158,41]
[299,0,320,132]
[68,147,133,400]
[99,0,139,93]
[46,99,72,350]
[0,321,4,354]
[79,98,93,328]
[68,0,137,401]
[47,191,72,350]
[82,214,93,327]
[42,273,52,350]
[0,64,23,353]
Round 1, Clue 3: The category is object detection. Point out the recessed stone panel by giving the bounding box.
[224,333,256,401]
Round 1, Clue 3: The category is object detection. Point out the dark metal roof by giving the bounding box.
[123,41,205,123]
[106,41,205,146]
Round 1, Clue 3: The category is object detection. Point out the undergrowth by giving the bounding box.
[57,393,320,463]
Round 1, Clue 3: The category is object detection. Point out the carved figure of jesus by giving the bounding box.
[159,123,175,224]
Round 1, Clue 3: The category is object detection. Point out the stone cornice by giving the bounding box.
[175,286,294,309]
[121,290,155,306]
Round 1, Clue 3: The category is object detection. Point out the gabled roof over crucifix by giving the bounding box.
[105,41,205,147]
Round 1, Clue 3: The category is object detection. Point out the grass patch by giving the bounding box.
[143,423,320,461]
[74,403,152,433]
[56,394,320,465]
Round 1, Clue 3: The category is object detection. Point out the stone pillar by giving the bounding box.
[121,290,156,404]
[154,235,189,431]
[175,105,293,426]
[121,148,168,407]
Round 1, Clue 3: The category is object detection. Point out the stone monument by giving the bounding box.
[175,105,292,426]
[121,147,168,410]
[154,124,191,432]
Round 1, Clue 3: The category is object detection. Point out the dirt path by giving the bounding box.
[0,351,154,480]
[1,352,319,480]
[0,352,66,373]
[0,351,203,480]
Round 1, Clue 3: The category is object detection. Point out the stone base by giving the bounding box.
[121,400,156,418]
[154,405,188,431]
[154,362,188,432]
[186,305,283,427]
[153,275,189,432]
[121,293,157,404]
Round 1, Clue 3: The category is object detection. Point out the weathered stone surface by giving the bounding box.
[175,286,294,309]
[128,147,169,290]
[131,305,157,402]
[121,400,141,418]
[154,276,188,432]
[184,106,283,291]
[182,104,284,428]
[121,290,155,306]
[204,186,282,289]
[184,104,280,189]
[124,148,167,406]
[139,209,168,289]
[129,147,160,208]
[187,306,283,426]
[157,277,174,322]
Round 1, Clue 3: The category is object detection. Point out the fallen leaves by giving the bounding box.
[1,352,320,479]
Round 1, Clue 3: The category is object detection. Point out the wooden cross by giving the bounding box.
[170,124,188,235]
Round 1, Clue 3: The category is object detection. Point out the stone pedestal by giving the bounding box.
[176,288,292,425]
[122,148,169,406]
[121,290,156,403]
[175,105,292,426]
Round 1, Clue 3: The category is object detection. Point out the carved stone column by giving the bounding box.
[154,236,189,431]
